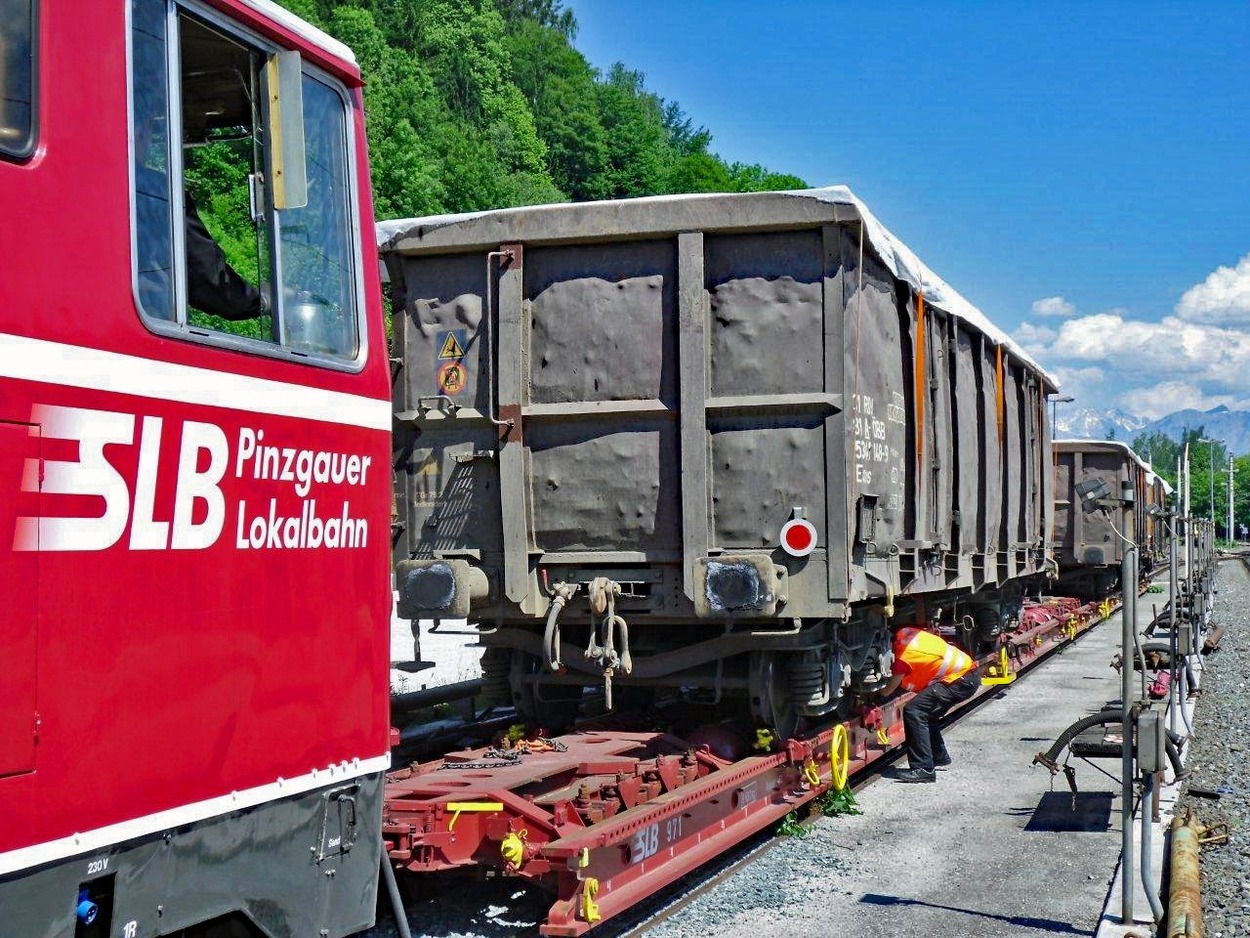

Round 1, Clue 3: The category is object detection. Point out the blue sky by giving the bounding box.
[567,1,1250,419]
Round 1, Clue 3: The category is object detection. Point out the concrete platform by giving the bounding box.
[648,593,1193,938]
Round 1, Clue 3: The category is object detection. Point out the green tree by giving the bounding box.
[503,18,610,200]
[1131,431,1181,492]
[495,0,577,38]
[595,64,672,197]
[1234,454,1250,542]
[1132,426,1249,539]
[728,162,808,192]
[417,0,549,177]
[328,7,447,219]
[665,150,734,194]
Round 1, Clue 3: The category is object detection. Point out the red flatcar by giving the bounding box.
[0,2,391,935]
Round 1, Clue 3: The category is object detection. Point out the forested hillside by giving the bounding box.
[282,0,805,220]
[180,0,803,342]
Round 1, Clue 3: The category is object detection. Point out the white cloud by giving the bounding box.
[1042,366,1108,415]
[1028,310,1250,419]
[1176,253,1250,325]
[1031,296,1076,317]
[1014,321,1056,355]
[1024,256,1250,419]
[1050,364,1107,388]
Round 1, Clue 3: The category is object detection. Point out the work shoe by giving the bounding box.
[933,753,952,769]
[893,767,937,783]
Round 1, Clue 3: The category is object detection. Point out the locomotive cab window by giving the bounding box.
[0,0,36,159]
[131,0,360,362]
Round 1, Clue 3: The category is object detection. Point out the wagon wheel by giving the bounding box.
[748,651,800,741]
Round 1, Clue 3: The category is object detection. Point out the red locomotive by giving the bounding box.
[0,2,391,935]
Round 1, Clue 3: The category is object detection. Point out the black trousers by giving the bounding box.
[903,670,980,772]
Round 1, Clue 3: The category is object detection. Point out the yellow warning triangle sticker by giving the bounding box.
[438,332,465,359]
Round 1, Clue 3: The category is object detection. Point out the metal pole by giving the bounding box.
[1209,441,1215,525]
[1168,516,1179,738]
[1228,455,1234,547]
[1140,771,1165,922]
[381,847,414,938]
[1121,480,1137,925]
[1183,448,1192,595]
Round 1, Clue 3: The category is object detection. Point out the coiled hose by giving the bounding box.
[1034,708,1183,779]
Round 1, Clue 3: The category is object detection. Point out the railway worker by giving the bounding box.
[878,626,980,783]
[134,100,268,322]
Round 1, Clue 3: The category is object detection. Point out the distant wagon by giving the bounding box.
[1052,439,1172,596]
[379,187,1058,736]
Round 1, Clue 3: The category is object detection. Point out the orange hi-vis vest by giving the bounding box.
[892,628,975,693]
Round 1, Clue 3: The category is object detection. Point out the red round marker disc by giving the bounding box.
[779,518,817,557]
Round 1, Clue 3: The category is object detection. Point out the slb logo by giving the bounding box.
[14,404,227,552]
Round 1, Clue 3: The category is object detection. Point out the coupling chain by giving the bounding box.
[439,755,520,771]
[437,737,568,771]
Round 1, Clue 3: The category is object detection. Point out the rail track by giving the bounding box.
[606,593,1145,937]
[381,591,1133,936]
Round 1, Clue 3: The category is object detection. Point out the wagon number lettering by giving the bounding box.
[664,816,682,843]
[630,825,660,863]
[86,857,109,876]
[630,818,683,865]
[738,781,759,808]
[855,439,891,462]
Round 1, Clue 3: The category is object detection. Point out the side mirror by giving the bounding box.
[266,50,307,210]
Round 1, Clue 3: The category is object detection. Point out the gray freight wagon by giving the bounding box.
[379,187,1057,734]
[1052,439,1169,596]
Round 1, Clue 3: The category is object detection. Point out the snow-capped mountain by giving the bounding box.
[1053,407,1148,441]
[1142,406,1250,456]
[1052,405,1250,455]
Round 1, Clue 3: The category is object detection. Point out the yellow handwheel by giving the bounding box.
[830,724,850,791]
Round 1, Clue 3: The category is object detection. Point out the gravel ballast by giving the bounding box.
[1176,557,1250,938]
